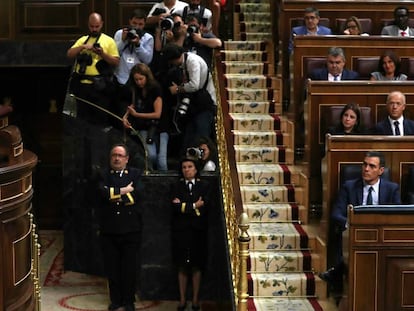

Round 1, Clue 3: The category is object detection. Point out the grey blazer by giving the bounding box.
[381,25,414,36]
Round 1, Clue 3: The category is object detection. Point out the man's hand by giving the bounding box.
[121,182,134,194]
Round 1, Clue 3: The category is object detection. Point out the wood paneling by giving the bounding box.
[305,81,414,204]
[346,207,414,311]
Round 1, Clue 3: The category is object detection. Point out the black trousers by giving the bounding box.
[101,231,141,306]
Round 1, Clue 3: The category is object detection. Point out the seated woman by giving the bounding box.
[370,51,407,81]
[327,103,366,135]
[343,16,369,36]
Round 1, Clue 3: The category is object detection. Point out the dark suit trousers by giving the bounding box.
[101,232,141,305]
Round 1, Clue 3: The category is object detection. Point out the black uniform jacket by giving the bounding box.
[97,167,142,234]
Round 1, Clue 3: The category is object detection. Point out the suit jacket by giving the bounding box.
[289,25,332,53]
[373,118,414,135]
[331,177,401,230]
[97,167,143,234]
[381,25,414,36]
[308,68,359,80]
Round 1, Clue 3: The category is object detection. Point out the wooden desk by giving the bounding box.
[345,205,414,311]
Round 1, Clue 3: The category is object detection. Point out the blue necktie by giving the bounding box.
[366,186,373,205]
[394,121,401,136]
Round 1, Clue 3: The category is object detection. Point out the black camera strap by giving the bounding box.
[82,33,102,45]
[182,5,206,23]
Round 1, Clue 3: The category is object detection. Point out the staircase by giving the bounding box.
[219,0,332,310]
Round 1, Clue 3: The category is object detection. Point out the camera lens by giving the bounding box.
[161,17,174,30]
[178,97,191,115]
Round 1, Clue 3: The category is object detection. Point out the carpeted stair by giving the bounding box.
[221,0,328,310]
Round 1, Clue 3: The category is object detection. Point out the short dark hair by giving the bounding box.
[304,7,320,17]
[131,9,147,20]
[365,151,385,168]
[162,43,185,61]
[394,6,409,16]
[110,143,129,157]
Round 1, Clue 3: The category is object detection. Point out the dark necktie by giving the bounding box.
[187,181,193,193]
[334,75,339,81]
[366,186,373,205]
[394,121,401,136]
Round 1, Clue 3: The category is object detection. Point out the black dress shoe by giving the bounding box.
[108,303,122,311]
[319,267,343,294]
[177,303,187,311]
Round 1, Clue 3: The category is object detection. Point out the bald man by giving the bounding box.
[67,12,120,124]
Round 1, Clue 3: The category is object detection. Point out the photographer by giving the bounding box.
[146,0,188,28]
[122,64,169,171]
[186,136,217,172]
[182,0,213,32]
[67,12,119,124]
[114,9,154,86]
[162,43,216,152]
[183,14,222,69]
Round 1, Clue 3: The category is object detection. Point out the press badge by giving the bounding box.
[126,57,135,64]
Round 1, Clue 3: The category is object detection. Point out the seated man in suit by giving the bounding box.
[373,91,414,135]
[320,151,400,301]
[288,7,332,54]
[381,6,414,37]
[308,47,359,81]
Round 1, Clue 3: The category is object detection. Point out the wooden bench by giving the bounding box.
[276,0,414,103]
[305,81,414,205]
[320,135,414,242]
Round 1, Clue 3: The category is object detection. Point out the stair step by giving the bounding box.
[230,113,276,131]
[223,41,266,51]
[244,203,298,222]
[227,88,270,101]
[237,3,270,13]
[234,146,293,164]
[223,61,267,75]
[241,32,273,41]
[243,203,303,223]
[237,163,301,185]
[248,272,315,297]
[228,100,271,114]
[241,22,272,33]
[240,184,305,205]
[248,223,305,250]
[240,12,271,23]
[225,74,269,89]
[232,130,294,151]
[247,297,324,311]
[249,250,311,273]
[221,50,266,62]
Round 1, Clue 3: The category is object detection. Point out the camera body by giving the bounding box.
[187,25,199,35]
[161,16,181,31]
[152,8,167,16]
[126,27,144,40]
[93,42,101,49]
[186,147,204,159]
[76,53,93,74]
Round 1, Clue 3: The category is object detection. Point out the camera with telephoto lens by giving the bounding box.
[177,96,191,115]
[186,147,204,159]
[187,25,199,35]
[161,16,181,31]
[76,53,93,74]
[126,27,144,40]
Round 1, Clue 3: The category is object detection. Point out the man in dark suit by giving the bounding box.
[373,91,414,135]
[288,7,332,54]
[308,47,359,81]
[320,151,401,300]
[381,6,414,37]
[97,143,143,311]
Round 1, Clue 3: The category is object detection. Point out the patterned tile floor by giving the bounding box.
[39,231,231,311]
